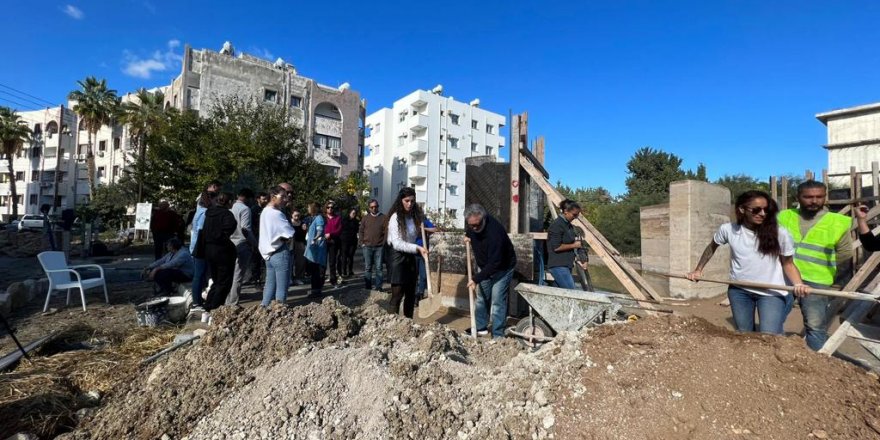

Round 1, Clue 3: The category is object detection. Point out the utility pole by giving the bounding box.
[51,105,65,210]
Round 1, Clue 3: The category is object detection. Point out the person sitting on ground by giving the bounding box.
[687,190,810,335]
[143,238,194,295]
[546,199,587,290]
[464,204,517,338]
[386,187,428,319]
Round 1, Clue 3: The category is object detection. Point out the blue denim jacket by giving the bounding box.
[189,204,207,254]
[304,215,327,266]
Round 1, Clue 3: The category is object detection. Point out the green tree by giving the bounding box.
[0,106,33,219]
[714,174,771,202]
[68,77,120,198]
[78,184,129,229]
[119,88,171,202]
[624,147,690,198]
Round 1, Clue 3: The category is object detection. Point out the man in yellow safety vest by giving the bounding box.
[777,180,852,351]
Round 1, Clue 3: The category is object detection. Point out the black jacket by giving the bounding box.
[546,216,577,268]
[195,206,237,258]
[341,217,360,243]
[861,232,880,252]
[465,215,517,283]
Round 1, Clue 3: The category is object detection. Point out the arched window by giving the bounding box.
[315,102,342,121]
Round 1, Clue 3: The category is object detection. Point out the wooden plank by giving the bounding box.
[509,112,527,234]
[519,155,662,310]
[781,176,789,210]
[823,169,829,204]
[847,323,880,343]
[770,176,778,205]
[819,281,880,355]
[535,136,545,166]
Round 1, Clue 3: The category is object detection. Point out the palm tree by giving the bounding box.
[120,88,167,202]
[68,77,119,198]
[0,106,33,220]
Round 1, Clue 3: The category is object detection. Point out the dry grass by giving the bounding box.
[0,324,177,438]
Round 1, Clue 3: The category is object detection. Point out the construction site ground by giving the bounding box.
[2,249,880,439]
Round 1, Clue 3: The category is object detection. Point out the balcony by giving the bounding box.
[403,139,428,158]
[408,164,428,183]
[406,114,429,132]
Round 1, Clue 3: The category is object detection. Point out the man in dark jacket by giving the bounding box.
[464,204,516,338]
[359,199,386,291]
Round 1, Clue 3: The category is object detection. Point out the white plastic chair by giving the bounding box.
[37,251,109,312]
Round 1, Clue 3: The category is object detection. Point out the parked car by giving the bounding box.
[4,220,20,231]
[17,214,44,231]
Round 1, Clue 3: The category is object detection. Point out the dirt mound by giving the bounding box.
[556,315,880,439]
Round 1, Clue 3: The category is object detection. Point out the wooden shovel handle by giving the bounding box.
[465,241,477,338]
[658,272,878,302]
[420,223,432,296]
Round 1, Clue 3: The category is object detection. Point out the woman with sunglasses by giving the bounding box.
[687,190,810,335]
[386,187,428,318]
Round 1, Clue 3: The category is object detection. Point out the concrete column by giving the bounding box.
[667,180,731,299]
[639,203,670,297]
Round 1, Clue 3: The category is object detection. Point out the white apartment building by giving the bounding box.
[364,87,506,227]
[1,103,134,222]
[816,102,880,188]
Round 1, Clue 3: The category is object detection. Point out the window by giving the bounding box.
[29,194,37,205]
[60,171,69,181]
[449,161,458,172]
[113,165,120,179]
[15,171,24,181]
[471,120,478,129]
[450,113,459,125]
[0,196,6,206]
[449,137,458,149]
[290,95,302,108]
[399,112,406,122]
[314,134,341,149]
[31,171,38,182]
[447,208,457,219]
[31,146,41,158]
[264,89,278,103]
[373,187,379,197]
[448,185,458,196]
[113,137,120,150]
[471,142,478,152]
[374,123,381,133]
[486,146,494,156]
[398,135,407,147]
[0,174,8,183]
[99,140,106,152]
[77,144,87,155]
[97,166,105,178]
[486,124,495,134]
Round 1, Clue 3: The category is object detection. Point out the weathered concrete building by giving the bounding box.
[0,104,133,221]
[816,102,880,187]
[166,42,365,176]
[364,87,506,227]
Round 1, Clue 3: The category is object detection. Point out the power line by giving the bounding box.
[0,82,56,106]
[0,90,49,110]
[0,96,42,112]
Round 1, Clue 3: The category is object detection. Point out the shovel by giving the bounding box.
[417,223,443,319]
[655,272,880,302]
[465,240,478,338]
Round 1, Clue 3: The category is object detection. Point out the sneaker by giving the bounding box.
[190,305,205,312]
[292,279,304,286]
[464,327,489,337]
[201,312,210,323]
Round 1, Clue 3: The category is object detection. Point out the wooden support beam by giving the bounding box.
[509,112,527,234]
[519,154,663,311]
[780,176,789,210]
[535,136,545,165]
[819,280,880,355]
[770,176,778,205]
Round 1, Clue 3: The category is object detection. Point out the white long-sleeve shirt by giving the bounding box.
[258,206,295,260]
[387,213,419,254]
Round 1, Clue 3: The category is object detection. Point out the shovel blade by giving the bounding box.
[417,293,443,319]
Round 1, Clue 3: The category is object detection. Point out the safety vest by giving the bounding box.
[777,209,851,286]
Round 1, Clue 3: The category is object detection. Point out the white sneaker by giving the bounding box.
[201,312,210,323]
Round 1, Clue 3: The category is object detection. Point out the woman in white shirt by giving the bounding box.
[386,187,428,318]
[259,186,296,307]
[687,190,810,334]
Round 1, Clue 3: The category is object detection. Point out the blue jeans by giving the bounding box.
[548,266,576,290]
[190,257,207,307]
[417,257,427,297]
[262,249,291,307]
[475,267,514,338]
[798,281,831,351]
[362,245,384,289]
[728,286,792,335]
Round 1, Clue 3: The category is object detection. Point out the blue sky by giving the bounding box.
[2,1,879,195]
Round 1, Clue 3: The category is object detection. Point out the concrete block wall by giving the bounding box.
[639,180,731,299]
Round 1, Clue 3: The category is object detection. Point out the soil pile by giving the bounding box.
[556,315,880,439]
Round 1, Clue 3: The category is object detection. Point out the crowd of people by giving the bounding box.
[139,179,878,348]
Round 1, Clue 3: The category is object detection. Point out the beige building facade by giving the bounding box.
[816,102,880,188]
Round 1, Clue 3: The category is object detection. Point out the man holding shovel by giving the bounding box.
[464,204,517,339]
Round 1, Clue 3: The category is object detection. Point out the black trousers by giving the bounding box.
[326,240,341,284]
[308,261,325,295]
[153,232,173,260]
[340,239,357,276]
[154,268,192,294]
[389,283,416,318]
[205,247,236,311]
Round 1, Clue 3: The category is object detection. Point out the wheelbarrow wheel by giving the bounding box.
[513,316,553,349]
